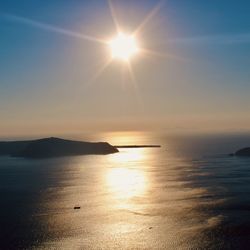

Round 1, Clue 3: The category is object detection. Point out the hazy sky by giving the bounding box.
[1,0,250,137]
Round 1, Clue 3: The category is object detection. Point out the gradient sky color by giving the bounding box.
[1,0,250,137]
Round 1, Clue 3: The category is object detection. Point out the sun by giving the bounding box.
[108,32,139,61]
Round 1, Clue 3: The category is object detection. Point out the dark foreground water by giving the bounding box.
[1,132,250,249]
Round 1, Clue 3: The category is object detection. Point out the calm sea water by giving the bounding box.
[1,132,250,249]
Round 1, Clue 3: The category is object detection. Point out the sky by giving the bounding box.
[1,0,250,137]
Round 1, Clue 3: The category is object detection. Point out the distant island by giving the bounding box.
[0,137,118,159]
[234,147,250,157]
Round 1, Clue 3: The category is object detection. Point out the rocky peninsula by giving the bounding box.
[0,137,118,158]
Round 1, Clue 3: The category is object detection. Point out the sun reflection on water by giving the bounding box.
[110,149,146,162]
[106,167,145,199]
[106,148,147,199]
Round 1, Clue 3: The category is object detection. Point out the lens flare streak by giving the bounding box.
[2,0,183,101]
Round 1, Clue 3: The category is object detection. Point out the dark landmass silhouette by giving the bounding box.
[234,147,250,157]
[0,140,30,156]
[0,137,118,158]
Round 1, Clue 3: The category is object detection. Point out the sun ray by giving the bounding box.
[133,0,165,36]
[85,58,113,87]
[2,13,106,44]
[120,64,127,91]
[108,0,121,33]
[127,61,137,90]
[140,48,190,62]
[126,61,144,109]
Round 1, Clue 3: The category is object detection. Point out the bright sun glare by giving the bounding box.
[109,33,139,61]
[106,168,145,199]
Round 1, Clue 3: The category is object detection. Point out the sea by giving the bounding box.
[1,131,250,250]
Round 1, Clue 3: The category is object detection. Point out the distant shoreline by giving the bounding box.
[115,145,161,148]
